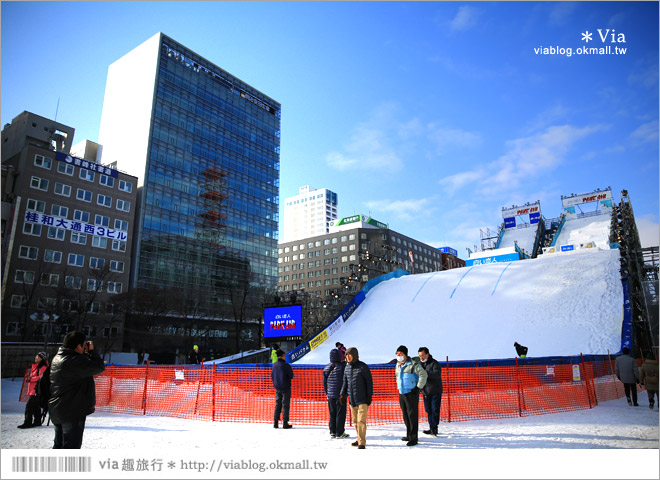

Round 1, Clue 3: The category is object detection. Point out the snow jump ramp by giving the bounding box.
[293,248,624,365]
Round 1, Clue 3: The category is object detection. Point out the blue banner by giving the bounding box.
[529,212,540,224]
[504,217,516,229]
[465,252,520,266]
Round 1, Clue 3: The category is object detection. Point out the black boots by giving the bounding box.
[282,423,293,429]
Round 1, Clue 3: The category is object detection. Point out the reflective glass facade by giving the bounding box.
[136,35,280,316]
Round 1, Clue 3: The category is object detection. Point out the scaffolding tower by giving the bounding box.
[197,166,228,249]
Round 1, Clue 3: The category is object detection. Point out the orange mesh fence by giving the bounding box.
[18,358,640,424]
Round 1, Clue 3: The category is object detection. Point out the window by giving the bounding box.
[23,223,42,236]
[47,227,65,240]
[87,279,103,291]
[349,234,356,240]
[100,175,115,187]
[26,199,46,213]
[54,183,72,197]
[51,204,69,217]
[112,240,126,252]
[67,253,84,266]
[97,194,112,208]
[80,169,95,182]
[103,327,119,338]
[65,276,82,290]
[44,249,62,263]
[74,210,90,223]
[118,180,132,193]
[70,232,87,245]
[19,245,39,260]
[15,270,35,284]
[116,199,130,212]
[110,260,125,273]
[76,188,92,202]
[92,236,108,249]
[34,154,52,169]
[114,219,128,231]
[37,297,57,310]
[40,273,59,287]
[86,302,100,314]
[95,214,110,227]
[6,322,24,335]
[57,162,74,175]
[108,282,123,294]
[30,176,48,191]
[11,295,27,308]
[90,257,105,269]
[62,299,79,312]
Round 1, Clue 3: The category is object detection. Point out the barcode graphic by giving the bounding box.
[12,456,92,472]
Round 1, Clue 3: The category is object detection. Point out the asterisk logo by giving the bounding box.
[582,31,593,43]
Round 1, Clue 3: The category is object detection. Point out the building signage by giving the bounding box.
[561,189,612,208]
[438,247,458,257]
[332,215,388,229]
[502,203,541,219]
[365,217,388,229]
[24,211,128,240]
[263,305,302,338]
[55,152,118,178]
[465,252,520,266]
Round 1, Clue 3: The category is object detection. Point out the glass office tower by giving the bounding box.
[99,33,279,355]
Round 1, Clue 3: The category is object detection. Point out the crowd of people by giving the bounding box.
[16,335,658,449]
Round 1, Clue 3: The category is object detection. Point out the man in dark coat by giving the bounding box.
[340,347,372,449]
[48,331,105,449]
[323,348,348,438]
[271,349,293,429]
[615,347,640,406]
[418,346,442,437]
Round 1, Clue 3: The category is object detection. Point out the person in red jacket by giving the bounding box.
[18,352,49,429]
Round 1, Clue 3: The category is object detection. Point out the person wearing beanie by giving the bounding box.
[615,347,640,406]
[323,349,348,438]
[49,331,105,448]
[340,347,372,449]
[188,345,202,364]
[17,352,49,429]
[395,345,427,446]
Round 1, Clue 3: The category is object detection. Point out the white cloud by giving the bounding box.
[636,215,660,248]
[630,120,659,146]
[326,124,403,172]
[450,5,480,32]
[439,124,605,196]
[427,124,482,155]
[364,197,435,221]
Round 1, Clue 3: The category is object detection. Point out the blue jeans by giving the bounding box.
[53,418,86,449]
[423,393,442,432]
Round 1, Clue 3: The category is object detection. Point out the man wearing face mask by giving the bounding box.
[395,345,427,446]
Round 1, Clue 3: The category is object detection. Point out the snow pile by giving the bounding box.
[555,214,612,249]
[298,249,623,364]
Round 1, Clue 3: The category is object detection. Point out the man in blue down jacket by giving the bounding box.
[340,347,372,449]
[323,348,348,439]
[271,349,294,429]
[395,345,427,446]
[49,331,105,449]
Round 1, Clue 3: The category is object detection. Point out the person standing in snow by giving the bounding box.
[340,347,372,449]
[323,348,348,438]
[394,345,427,446]
[514,342,528,358]
[615,347,640,406]
[49,331,105,448]
[417,347,442,437]
[335,342,347,362]
[271,349,293,429]
[18,352,49,429]
[639,356,659,410]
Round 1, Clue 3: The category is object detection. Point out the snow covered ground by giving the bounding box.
[1,378,658,479]
[554,214,612,249]
[498,223,539,255]
[299,248,622,364]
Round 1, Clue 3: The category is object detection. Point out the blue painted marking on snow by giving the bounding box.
[449,266,474,299]
[491,262,512,296]
[411,272,440,303]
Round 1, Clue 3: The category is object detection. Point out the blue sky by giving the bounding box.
[2,1,658,258]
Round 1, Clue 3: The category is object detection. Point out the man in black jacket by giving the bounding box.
[514,342,528,358]
[418,347,442,436]
[271,349,294,429]
[49,331,105,449]
[340,347,373,449]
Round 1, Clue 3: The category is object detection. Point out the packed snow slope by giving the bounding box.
[298,248,623,364]
[554,214,612,248]
[498,224,539,256]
